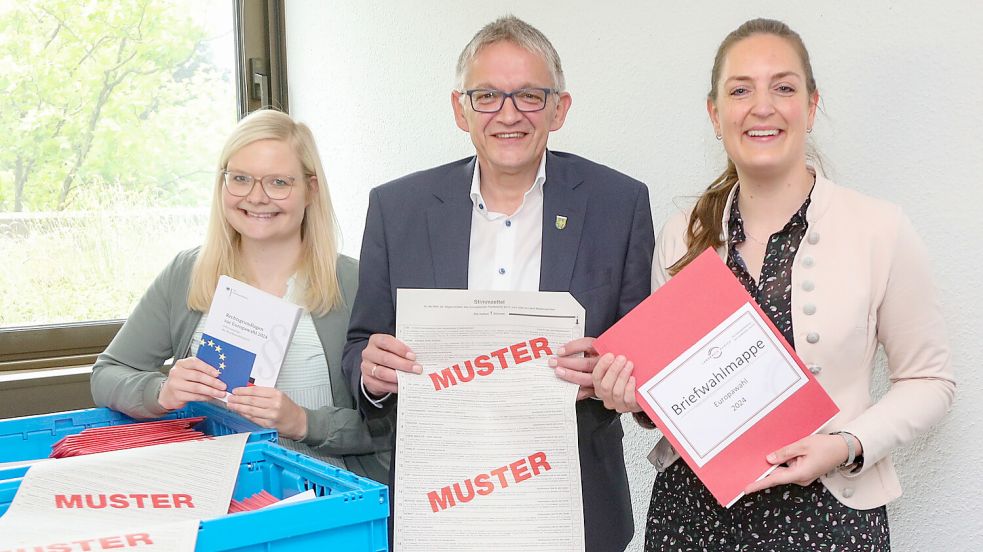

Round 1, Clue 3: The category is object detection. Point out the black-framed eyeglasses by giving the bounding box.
[222,170,296,200]
[461,87,558,113]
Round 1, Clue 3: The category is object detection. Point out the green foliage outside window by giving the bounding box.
[0,0,236,326]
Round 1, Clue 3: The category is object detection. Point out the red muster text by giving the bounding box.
[0,532,153,552]
[53,493,194,509]
[429,337,552,391]
[426,452,552,513]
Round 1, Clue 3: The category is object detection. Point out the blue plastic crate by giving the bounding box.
[0,441,390,551]
[0,402,276,471]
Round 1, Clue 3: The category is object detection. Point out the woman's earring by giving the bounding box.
[715,133,722,141]
[806,127,813,134]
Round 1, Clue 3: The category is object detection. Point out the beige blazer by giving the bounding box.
[649,172,955,510]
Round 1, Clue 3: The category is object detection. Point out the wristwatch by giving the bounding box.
[831,431,864,473]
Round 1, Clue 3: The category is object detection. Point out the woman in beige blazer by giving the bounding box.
[593,18,954,551]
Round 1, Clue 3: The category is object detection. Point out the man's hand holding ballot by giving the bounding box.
[359,333,422,397]
[593,249,839,508]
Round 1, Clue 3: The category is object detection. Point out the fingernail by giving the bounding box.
[548,357,558,367]
[406,351,417,361]
[557,347,566,356]
[555,367,566,376]
[767,453,777,462]
[412,364,423,375]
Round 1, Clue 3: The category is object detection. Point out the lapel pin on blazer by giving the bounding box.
[555,215,567,230]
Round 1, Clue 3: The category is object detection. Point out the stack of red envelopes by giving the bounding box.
[228,490,280,513]
[49,417,208,458]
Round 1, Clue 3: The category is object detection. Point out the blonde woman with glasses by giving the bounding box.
[91,109,391,482]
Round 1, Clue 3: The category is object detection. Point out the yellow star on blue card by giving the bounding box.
[197,333,256,391]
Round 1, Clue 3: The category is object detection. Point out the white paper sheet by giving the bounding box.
[268,488,316,508]
[0,433,248,551]
[393,289,585,552]
[637,303,808,467]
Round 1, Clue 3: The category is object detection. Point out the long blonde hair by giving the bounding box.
[188,109,342,315]
[670,18,818,276]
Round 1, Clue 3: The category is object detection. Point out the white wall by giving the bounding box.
[286,2,983,550]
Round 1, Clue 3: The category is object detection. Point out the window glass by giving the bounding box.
[0,0,237,327]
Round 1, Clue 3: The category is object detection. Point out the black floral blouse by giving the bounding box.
[726,187,812,349]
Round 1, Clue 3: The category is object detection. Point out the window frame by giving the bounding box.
[235,0,289,118]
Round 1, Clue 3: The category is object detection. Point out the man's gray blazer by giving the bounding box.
[343,150,654,551]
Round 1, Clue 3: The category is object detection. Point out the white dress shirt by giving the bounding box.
[467,152,546,291]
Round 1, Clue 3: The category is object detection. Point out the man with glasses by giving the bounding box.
[343,15,653,551]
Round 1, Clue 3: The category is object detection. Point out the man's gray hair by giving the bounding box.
[455,15,565,92]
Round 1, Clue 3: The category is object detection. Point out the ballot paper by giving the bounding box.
[394,290,585,552]
[0,433,248,551]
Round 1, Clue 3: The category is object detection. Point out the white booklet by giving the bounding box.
[196,275,303,396]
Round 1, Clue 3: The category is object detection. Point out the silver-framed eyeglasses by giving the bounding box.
[222,170,296,200]
[462,87,558,113]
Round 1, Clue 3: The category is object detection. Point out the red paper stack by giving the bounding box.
[49,417,208,458]
[228,490,280,513]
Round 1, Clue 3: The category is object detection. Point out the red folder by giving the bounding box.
[594,249,838,507]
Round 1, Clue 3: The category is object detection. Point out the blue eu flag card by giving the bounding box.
[196,333,257,391]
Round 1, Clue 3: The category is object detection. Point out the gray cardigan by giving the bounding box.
[90,247,392,483]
